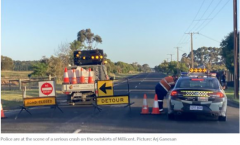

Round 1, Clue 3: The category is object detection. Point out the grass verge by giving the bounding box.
[109,72,140,80]
[1,71,32,79]
[225,87,239,103]
[1,88,63,110]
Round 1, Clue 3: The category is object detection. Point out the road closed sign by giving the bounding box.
[39,81,55,97]
[24,97,56,107]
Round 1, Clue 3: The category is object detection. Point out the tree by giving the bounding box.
[1,55,14,70]
[31,62,48,77]
[77,29,102,50]
[142,64,151,72]
[181,47,224,71]
[220,32,239,74]
[31,56,49,77]
[54,43,71,66]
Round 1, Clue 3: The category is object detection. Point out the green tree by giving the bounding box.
[220,32,239,74]
[1,55,14,70]
[31,62,48,77]
[77,29,102,50]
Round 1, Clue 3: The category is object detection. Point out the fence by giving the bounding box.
[1,75,56,91]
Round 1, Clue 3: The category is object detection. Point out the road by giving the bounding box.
[1,73,239,133]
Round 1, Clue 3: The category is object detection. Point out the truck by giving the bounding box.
[62,49,109,105]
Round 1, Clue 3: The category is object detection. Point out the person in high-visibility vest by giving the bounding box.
[155,76,176,112]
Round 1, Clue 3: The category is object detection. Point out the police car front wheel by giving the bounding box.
[218,116,227,121]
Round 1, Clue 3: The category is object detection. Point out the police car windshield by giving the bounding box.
[175,78,219,89]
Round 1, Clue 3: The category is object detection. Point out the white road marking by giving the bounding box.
[73,129,82,133]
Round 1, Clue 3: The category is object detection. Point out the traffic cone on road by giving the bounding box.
[63,67,69,84]
[71,69,77,84]
[1,103,5,119]
[88,68,94,84]
[141,94,150,114]
[151,94,161,115]
[80,68,85,83]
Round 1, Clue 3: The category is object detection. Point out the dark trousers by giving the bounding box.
[155,83,168,110]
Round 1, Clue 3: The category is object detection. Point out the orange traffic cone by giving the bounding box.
[88,68,94,84]
[141,94,150,114]
[80,68,85,83]
[71,69,77,84]
[63,67,69,84]
[1,103,5,118]
[151,94,160,114]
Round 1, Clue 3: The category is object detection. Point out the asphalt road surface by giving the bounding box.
[1,73,239,133]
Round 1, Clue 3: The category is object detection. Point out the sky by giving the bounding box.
[1,0,237,67]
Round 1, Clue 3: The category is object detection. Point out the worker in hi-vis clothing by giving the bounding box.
[155,76,176,112]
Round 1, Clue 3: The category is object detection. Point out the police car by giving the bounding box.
[167,70,227,121]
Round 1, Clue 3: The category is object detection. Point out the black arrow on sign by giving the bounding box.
[100,83,112,94]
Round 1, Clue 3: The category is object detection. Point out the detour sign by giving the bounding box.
[97,96,129,105]
[24,97,56,107]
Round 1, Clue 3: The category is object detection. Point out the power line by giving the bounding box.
[196,0,223,31]
[188,0,214,32]
[198,33,220,43]
[198,0,231,32]
[177,0,205,45]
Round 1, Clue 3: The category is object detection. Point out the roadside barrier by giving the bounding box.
[151,94,160,115]
[141,94,150,114]
[63,67,69,84]
[1,103,6,118]
[93,79,134,112]
[88,68,94,84]
[71,69,77,84]
[15,81,63,120]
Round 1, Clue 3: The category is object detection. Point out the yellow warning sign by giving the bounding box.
[97,96,129,105]
[24,97,56,107]
[97,80,113,97]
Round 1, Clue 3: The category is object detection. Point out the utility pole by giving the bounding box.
[175,47,181,75]
[233,0,239,99]
[166,58,169,62]
[174,47,181,62]
[185,32,199,68]
[167,54,173,62]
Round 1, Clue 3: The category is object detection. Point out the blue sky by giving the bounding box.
[1,0,235,67]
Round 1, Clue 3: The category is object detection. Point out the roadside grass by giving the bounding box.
[1,85,63,110]
[1,71,32,79]
[225,87,239,103]
[109,72,140,80]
